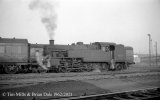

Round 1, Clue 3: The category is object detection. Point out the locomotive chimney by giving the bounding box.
[49,40,54,45]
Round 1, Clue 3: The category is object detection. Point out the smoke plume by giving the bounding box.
[29,0,57,40]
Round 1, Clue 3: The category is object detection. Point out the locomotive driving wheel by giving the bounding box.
[4,64,18,74]
[60,67,67,73]
[115,63,123,71]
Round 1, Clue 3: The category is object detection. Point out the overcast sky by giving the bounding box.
[0,0,160,54]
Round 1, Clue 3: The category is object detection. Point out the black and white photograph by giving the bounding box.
[0,0,160,100]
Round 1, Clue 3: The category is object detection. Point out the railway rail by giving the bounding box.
[49,87,160,100]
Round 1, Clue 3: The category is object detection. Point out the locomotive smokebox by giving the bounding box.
[49,40,54,45]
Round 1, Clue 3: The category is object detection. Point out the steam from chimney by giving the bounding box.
[29,0,57,40]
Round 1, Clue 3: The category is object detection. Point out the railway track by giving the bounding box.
[0,70,160,100]
[50,87,160,100]
[0,70,160,90]
[1,67,160,80]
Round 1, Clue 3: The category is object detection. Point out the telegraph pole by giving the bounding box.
[155,42,158,67]
[148,34,151,67]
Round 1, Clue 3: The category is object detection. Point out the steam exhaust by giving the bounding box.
[35,51,50,70]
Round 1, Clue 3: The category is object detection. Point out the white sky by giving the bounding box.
[0,0,160,54]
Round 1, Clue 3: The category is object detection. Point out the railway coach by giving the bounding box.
[0,37,29,74]
[0,37,48,74]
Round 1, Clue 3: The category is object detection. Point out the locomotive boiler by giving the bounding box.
[0,37,134,74]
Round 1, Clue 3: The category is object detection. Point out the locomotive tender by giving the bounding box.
[0,37,134,74]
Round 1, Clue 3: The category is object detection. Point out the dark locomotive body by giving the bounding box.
[0,37,134,74]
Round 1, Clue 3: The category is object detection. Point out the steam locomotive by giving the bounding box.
[0,37,134,74]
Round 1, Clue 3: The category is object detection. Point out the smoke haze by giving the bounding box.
[29,0,57,40]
